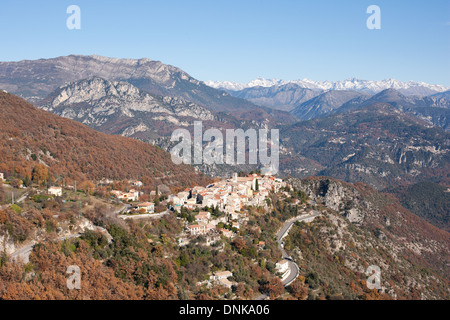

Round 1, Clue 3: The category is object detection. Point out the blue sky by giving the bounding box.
[0,0,449,85]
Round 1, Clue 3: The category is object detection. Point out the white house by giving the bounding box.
[200,194,214,207]
[99,178,114,185]
[187,224,207,236]
[276,260,290,280]
[184,198,198,209]
[48,186,62,197]
[210,271,233,281]
[228,211,240,221]
[132,180,143,187]
[177,191,190,203]
[117,189,139,202]
[210,271,233,288]
[276,260,289,273]
[178,237,190,247]
[219,228,235,238]
[202,194,221,208]
[195,211,211,224]
[187,223,215,236]
[136,202,154,213]
[0,172,4,182]
[168,195,184,206]
[218,278,233,289]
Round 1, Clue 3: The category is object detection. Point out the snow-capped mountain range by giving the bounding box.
[205,77,449,96]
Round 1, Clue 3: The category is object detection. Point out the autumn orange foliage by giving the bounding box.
[0,91,210,188]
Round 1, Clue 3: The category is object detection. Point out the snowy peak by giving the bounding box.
[205,77,288,91]
[206,77,449,96]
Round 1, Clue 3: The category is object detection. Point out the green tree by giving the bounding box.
[23,175,31,187]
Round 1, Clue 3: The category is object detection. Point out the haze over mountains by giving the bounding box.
[208,77,450,131]
[289,88,450,130]
[291,90,369,120]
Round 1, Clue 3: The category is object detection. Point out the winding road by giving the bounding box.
[118,209,170,220]
[256,210,321,300]
[0,190,29,210]
[8,203,150,263]
[277,211,321,286]
[11,233,82,264]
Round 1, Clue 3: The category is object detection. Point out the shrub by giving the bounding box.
[33,194,50,203]
[10,204,22,214]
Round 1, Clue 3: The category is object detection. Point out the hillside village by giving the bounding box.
[99,172,297,289]
[109,173,285,236]
[173,173,285,243]
[107,172,284,216]
[4,158,446,300]
[1,169,297,290]
[2,163,449,300]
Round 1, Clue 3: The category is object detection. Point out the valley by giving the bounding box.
[0,55,448,301]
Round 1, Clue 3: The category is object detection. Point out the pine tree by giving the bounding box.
[23,175,31,187]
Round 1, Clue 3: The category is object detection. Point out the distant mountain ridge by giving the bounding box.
[228,85,450,130]
[280,103,450,189]
[334,89,450,130]
[36,76,295,137]
[283,87,449,130]
[0,54,260,113]
[0,55,295,127]
[210,79,450,131]
[291,90,370,120]
[1,55,448,188]
[431,90,450,100]
[231,84,320,112]
[207,77,449,96]
[35,76,294,178]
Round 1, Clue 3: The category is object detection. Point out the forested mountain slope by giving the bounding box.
[0,91,209,187]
